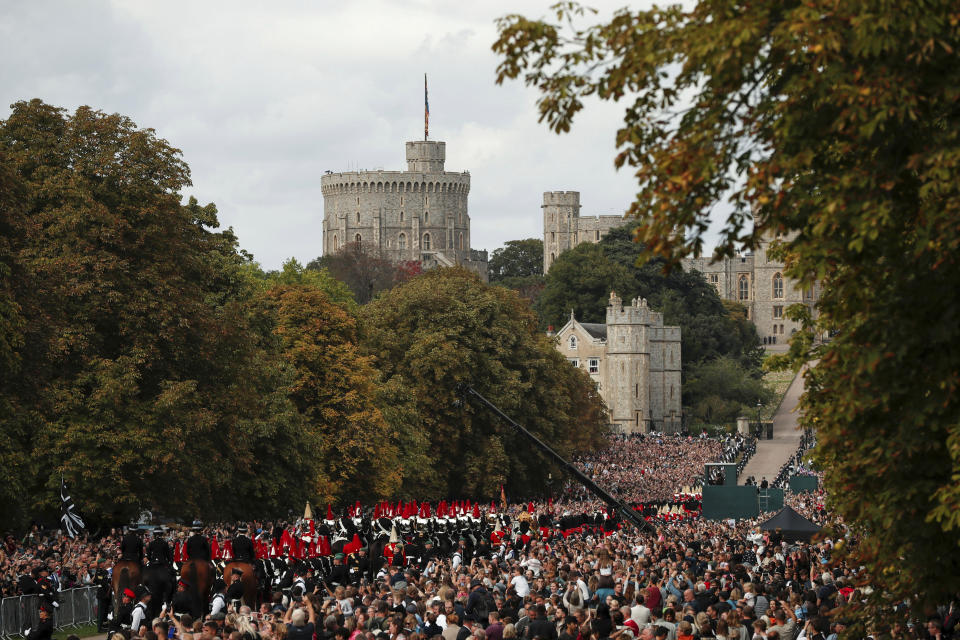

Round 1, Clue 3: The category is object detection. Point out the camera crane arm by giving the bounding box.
[459,384,655,533]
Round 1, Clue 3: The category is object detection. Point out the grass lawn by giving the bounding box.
[759,367,797,420]
[53,623,101,640]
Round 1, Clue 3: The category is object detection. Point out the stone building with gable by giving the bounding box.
[321,139,488,280]
[552,292,682,434]
[681,234,820,345]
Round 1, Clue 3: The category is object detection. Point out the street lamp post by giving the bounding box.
[755,401,762,438]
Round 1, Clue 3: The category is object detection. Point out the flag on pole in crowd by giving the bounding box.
[424,73,429,140]
[59,476,85,538]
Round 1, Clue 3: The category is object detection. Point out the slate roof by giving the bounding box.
[579,323,608,340]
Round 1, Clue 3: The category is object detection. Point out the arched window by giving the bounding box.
[399,211,404,222]
[458,232,463,250]
[333,235,339,252]
[772,272,784,299]
[569,336,578,350]
[356,211,360,223]
[738,275,750,301]
[355,233,362,245]
[422,233,431,250]
[423,211,429,224]
[398,233,407,250]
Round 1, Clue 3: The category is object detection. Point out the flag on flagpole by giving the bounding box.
[59,477,85,538]
[424,73,429,141]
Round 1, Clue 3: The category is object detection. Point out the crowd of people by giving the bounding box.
[3,433,954,640]
[571,435,754,503]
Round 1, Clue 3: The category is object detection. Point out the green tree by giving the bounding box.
[494,0,960,620]
[0,156,30,525]
[684,357,773,426]
[251,258,357,311]
[489,238,543,281]
[309,243,416,304]
[255,285,400,503]
[360,267,607,499]
[536,242,632,329]
[0,100,345,524]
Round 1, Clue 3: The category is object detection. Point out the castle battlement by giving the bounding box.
[542,191,581,207]
[321,171,470,196]
[606,292,663,325]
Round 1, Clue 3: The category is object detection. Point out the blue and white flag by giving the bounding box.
[59,477,85,538]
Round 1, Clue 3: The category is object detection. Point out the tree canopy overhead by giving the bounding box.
[495,0,960,621]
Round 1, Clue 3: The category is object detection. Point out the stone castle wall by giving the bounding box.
[542,191,624,273]
[321,140,487,280]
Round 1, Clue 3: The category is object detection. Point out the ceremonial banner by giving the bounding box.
[59,477,85,538]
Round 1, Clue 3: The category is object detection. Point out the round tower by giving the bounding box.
[321,140,477,273]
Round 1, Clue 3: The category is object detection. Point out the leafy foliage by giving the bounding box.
[308,243,419,304]
[360,267,608,499]
[494,0,960,619]
[0,100,391,525]
[489,238,543,281]
[255,285,399,504]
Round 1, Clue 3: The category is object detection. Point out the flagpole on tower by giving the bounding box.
[424,73,429,141]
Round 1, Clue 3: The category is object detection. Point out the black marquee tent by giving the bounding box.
[759,505,821,543]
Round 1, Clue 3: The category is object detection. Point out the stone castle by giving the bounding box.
[683,235,820,345]
[542,190,817,343]
[321,140,488,280]
[542,191,624,273]
[552,292,682,434]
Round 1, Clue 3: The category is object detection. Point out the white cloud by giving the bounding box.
[1,0,718,268]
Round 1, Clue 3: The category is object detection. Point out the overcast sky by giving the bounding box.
[0,0,684,270]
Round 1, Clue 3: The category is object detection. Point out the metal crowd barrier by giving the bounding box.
[0,586,98,638]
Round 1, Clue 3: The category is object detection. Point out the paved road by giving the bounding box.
[739,365,807,484]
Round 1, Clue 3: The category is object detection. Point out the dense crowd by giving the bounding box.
[571,435,753,503]
[5,433,956,640]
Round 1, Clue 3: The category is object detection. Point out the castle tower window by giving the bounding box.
[399,211,404,222]
[773,272,784,299]
[551,232,555,242]
[738,275,750,301]
[333,235,339,252]
[588,359,599,374]
[355,233,362,245]
[773,305,783,319]
[422,232,431,250]
[356,211,360,223]
[398,233,407,250]
[569,336,577,350]
[424,211,429,224]
[458,232,463,250]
